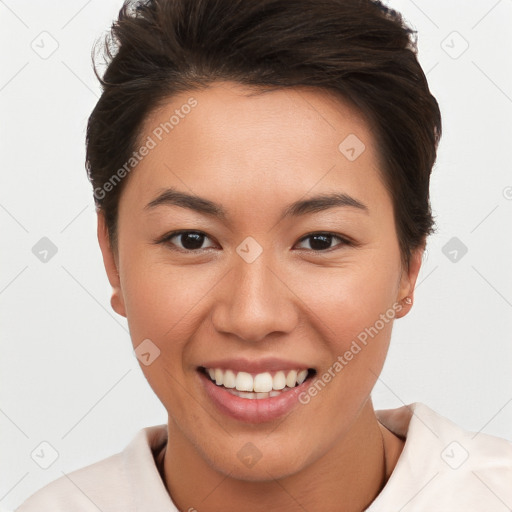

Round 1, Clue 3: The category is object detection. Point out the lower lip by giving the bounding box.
[198,370,311,423]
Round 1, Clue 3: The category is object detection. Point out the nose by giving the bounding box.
[211,253,299,343]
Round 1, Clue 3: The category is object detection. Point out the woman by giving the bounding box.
[16,0,512,510]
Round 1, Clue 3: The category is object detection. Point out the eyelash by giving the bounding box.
[155,230,353,253]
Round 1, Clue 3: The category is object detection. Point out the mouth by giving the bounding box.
[199,366,317,399]
[197,363,317,424]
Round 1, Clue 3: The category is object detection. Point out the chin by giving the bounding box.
[199,431,318,482]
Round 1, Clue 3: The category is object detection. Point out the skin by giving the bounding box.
[97,81,424,512]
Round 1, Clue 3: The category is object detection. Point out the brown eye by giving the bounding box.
[177,232,206,250]
[295,233,349,251]
[161,231,216,251]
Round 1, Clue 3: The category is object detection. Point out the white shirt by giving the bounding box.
[15,403,512,511]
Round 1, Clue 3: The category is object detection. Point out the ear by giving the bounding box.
[96,211,126,317]
[394,245,424,319]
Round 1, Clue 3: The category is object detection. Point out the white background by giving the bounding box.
[1,0,511,509]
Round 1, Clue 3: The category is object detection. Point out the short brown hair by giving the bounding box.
[86,0,442,268]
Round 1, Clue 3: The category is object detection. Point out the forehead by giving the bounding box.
[122,82,389,217]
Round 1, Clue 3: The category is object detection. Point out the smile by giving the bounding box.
[203,367,312,399]
[197,358,317,422]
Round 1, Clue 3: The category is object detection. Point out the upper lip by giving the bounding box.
[199,357,314,374]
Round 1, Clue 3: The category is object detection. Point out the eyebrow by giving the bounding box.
[144,187,369,221]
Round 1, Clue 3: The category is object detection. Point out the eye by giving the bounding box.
[156,230,351,253]
[159,230,217,251]
[295,232,350,251]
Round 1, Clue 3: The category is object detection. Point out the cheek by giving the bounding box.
[118,248,226,402]
[289,276,395,438]
[293,256,400,342]
[120,246,217,342]
[119,263,204,424]
[288,252,401,409]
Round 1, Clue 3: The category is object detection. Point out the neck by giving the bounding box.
[159,400,404,512]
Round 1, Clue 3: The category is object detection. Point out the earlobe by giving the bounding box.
[395,247,424,319]
[96,211,126,318]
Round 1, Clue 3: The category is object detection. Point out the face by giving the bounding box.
[98,81,422,481]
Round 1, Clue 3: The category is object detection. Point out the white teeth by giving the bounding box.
[297,369,308,385]
[205,367,310,395]
[286,370,298,388]
[223,369,236,389]
[253,372,273,393]
[227,389,288,399]
[273,371,286,390]
[234,390,255,399]
[235,372,253,392]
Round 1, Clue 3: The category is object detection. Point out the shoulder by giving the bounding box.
[15,451,130,512]
[404,402,512,467]
[15,425,170,512]
[371,402,512,511]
